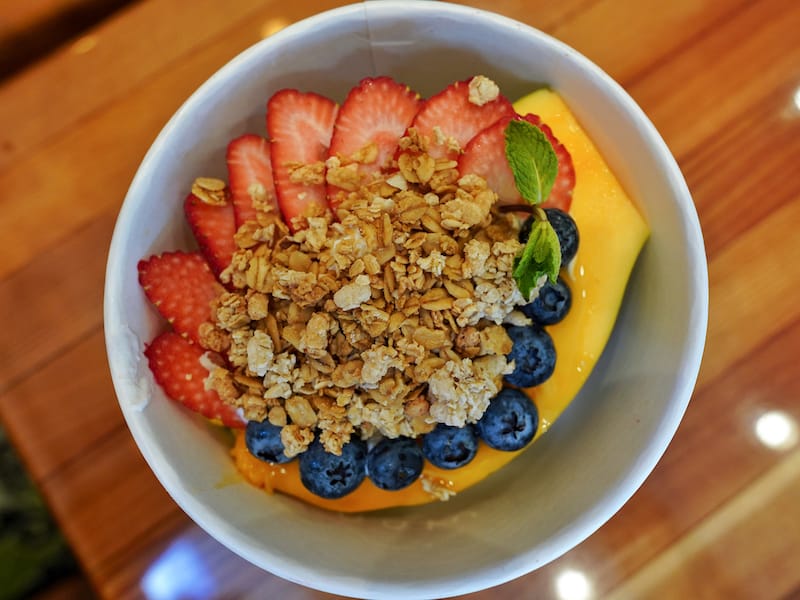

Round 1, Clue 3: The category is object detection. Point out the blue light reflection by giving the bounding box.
[141,538,217,600]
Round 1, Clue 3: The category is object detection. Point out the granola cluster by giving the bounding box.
[199,129,532,458]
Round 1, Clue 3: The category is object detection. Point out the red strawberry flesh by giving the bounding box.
[138,251,222,344]
[184,193,236,277]
[411,77,515,159]
[327,77,422,208]
[267,89,338,231]
[145,332,245,428]
[458,113,575,212]
[226,134,278,227]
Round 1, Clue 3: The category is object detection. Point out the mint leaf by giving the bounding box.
[504,120,559,206]
[513,219,562,300]
[504,119,563,298]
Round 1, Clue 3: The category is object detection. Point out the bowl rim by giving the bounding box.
[104,1,708,597]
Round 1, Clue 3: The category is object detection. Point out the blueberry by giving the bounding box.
[522,276,571,325]
[477,389,539,451]
[504,325,556,387]
[245,419,293,464]
[422,424,478,469]
[299,437,367,499]
[544,208,579,264]
[518,215,534,244]
[367,437,424,491]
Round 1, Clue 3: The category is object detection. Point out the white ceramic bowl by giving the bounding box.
[104,2,707,597]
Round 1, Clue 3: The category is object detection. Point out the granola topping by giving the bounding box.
[191,177,228,206]
[467,75,500,106]
[204,128,531,457]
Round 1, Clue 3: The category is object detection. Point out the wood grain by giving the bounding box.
[0,0,351,169]
[1,0,799,598]
[0,0,134,80]
[608,449,800,600]
[701,198,800,384]
[0,212,112,393]
[627,0,800,161]
[680,77,800,258]
[42,426,180,576]
[550,0,749,83]
[0,329,120,480]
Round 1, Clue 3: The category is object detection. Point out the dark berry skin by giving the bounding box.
[518,215,534,243]
[299,438,367,499]
[477,388,539,451]
[367,437,424,491]
[519,209,579,264]
[245,419,293,464]
[522,276,572,325]
[504,325,556,388]
[422,424,479,469]
[545,208,579,264]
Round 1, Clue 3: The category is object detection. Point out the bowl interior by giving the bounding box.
[104,2,707,597]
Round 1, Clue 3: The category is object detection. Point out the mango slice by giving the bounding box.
[231,90,649,512]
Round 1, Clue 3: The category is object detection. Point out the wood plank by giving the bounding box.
[0,0,132,80]
[627,0,800,160]
[550,0,745,83]
[679,78,800,257]
[0,212,112,393]
[607,449,800,599]
[0,0,85,25]
[40,425,183,577]
[699,196,800,384]
[97,521,346,600]
[0,0,349,169]
[0,329,122,480]
[453,0,598,31]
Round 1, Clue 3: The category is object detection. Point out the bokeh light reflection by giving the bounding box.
[555,568,593,600]
[142,539,216,600]
[754,410,798,451]
[70,35,97,55]
[260,17,289,39]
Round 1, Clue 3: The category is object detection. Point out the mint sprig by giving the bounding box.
[504,120,559,205]
[504,119,562,299]
[513,214,561,299]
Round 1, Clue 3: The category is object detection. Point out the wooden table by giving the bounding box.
[1,0,799,598]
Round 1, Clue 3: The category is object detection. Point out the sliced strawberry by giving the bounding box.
[327,77,422,208]
[267,89,338,231]
[226,134,278,227]
[458,113,576,212]
[411,77,515,159]
[138,251,222,344]
[184,193,236,276]
[145,332,245,428]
